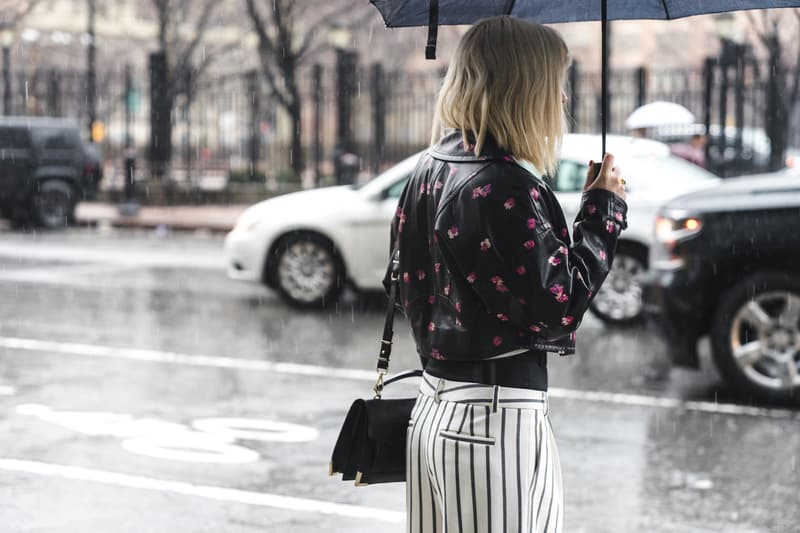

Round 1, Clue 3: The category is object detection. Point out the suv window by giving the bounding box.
[550,159,585,192]
[0,127,31,149]
[384,175,410,199]
[36,128,80,150]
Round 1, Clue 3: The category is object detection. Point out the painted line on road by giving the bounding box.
[0,458,404,523]
[1,335,797,420]
[0,385,15,396]
[0,336,375,381]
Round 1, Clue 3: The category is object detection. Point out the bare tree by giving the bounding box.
[244,0,369,180]
[747,9,800,170]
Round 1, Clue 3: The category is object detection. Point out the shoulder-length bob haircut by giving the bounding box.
[431,16,570,176]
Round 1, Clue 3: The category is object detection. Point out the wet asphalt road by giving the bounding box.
[0,227,797,533]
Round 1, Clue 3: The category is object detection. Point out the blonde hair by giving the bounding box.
[431,16,570,175]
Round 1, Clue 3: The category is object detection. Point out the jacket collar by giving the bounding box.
[429,129,512,163]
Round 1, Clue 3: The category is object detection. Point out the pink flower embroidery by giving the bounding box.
[615,211,624,222]
[503,155,513,162]
[556,293,569,303]
[466,272,477,284]
[419,182,427,195]
[561,228,568,238]
[403,273,410,284]
[527,218,537,230]
[428,295,436,304]
[480,239,492,252]
[559,245,569,255]
[455,318,462,326]
[444,284,451,296]
[523,240,536,250]
[530,188,540,201]
[430,349,445,360]
[490,276,510,293]
[428,322,436,332]
[503,198,516,210]
[519,298,527,305]
[550,283,564,295]
[492,336,503,347]
[548,256,562,266]
[434,180,443,190]
[471,184,492,199]
[585,204,597,215]
[588,290,593,298]
[455,302,462,313]
[449,166,457,176]
[570,331,577,342]
[606,220,616,233]
[529,324,541,333]
[447,226,460,239]
[496,313,509,321]
[516,265,527,275]
[561,316,574,326]
[433,233,439,243]
[599,249,607,261]
[434,262,441,273]
[417,269,426,280]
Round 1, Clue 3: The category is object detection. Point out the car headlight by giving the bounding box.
[652,213,703,269]
[234,210,263,232]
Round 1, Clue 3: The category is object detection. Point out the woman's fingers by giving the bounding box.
[585,153,626,199]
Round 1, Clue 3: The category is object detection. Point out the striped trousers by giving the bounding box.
[406,372,563,533]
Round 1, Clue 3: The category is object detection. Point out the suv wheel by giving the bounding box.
[32,180,75,229]
[590,243,647,325]
[273,233,344,308]
[711,272,800,403]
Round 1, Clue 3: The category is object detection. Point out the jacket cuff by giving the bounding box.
[579,189,628,230]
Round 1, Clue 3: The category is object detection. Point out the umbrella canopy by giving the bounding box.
[370,0,800,157]
[371,0,800,27]
[624,101,696,131]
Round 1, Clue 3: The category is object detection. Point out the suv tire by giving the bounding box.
[32,179,75,229]
[272,232,345,309]
[711,271,800,404]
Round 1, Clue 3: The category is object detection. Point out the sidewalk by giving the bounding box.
[75,202,248,233]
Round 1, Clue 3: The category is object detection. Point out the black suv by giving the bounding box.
[0,117,102,228]
[643,169,800,403]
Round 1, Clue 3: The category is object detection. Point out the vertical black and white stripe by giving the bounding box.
[406,373,563,533]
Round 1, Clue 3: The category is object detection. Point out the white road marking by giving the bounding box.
[191,418,319,443]
[0,385,15,396]
[0,459,405,523]
[1,335,797,420]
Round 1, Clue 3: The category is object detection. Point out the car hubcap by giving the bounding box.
[591,253,645,321]
[36,191,70,227]
[277,241,336,304]
[730,291,800,391]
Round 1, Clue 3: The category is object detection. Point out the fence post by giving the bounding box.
[1,46,9,115]
[568,61,579,130]
[733,43,746,157]
[149,51,171,181]
[247,69,260,182]
[48,68,60,116]
[765,36,786,172]
[371,63,385,175]
[702,57,714,169]
[124,64,132,148]
[635,66,647,108]
[335,48,358,185]
[312,63,322,187]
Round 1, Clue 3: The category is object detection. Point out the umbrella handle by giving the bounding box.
[592,161,603,179]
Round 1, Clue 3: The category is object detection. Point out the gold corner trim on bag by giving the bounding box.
[329,462,336,476]
[354,471,369,487]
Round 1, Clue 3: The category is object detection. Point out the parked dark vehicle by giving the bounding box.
[642,170,800,403]
[0,117,102,228]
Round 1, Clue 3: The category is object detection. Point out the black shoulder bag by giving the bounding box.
[329,250,422,486]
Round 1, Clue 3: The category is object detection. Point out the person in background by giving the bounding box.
[669,133,708,168]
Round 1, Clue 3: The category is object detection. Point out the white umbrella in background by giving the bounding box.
[625,101,696,131]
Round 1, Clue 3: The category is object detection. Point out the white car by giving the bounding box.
[224,134,719,323]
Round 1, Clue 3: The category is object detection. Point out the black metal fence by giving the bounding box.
[2,51,798,185]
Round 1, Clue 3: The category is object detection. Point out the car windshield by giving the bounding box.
[622,155,718,190]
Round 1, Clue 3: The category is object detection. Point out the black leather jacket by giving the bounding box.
[384,130,628,362]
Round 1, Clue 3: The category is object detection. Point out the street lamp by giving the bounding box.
[0,21,14,116]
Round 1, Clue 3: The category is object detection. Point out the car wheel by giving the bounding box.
[590,243,647,325]
[32,180,74,229]
[273,233,344,308]
[711,272,800,404]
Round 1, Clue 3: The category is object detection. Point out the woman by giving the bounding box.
[386,16,627,533]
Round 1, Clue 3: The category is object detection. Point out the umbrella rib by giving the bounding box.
[503,0,517,15]
[661,0,672,20]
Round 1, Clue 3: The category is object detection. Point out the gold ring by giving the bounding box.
[619,178,627,186]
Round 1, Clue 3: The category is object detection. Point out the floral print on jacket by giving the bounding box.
[383,129,628,363]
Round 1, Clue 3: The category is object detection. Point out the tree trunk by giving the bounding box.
[289,98,303,182]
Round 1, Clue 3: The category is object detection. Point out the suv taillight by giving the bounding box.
[652,215,703,269]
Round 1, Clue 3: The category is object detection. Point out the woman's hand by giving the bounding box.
[584,153,626,201]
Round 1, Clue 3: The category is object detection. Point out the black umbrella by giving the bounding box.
[370,0,800,159]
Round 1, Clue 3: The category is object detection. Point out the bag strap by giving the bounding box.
[373,248,402,398]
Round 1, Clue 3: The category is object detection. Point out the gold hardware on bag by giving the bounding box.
[373,371,386,399]
[355,471,369,486]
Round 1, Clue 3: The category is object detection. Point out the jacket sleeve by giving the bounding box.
[435,166,627,340]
